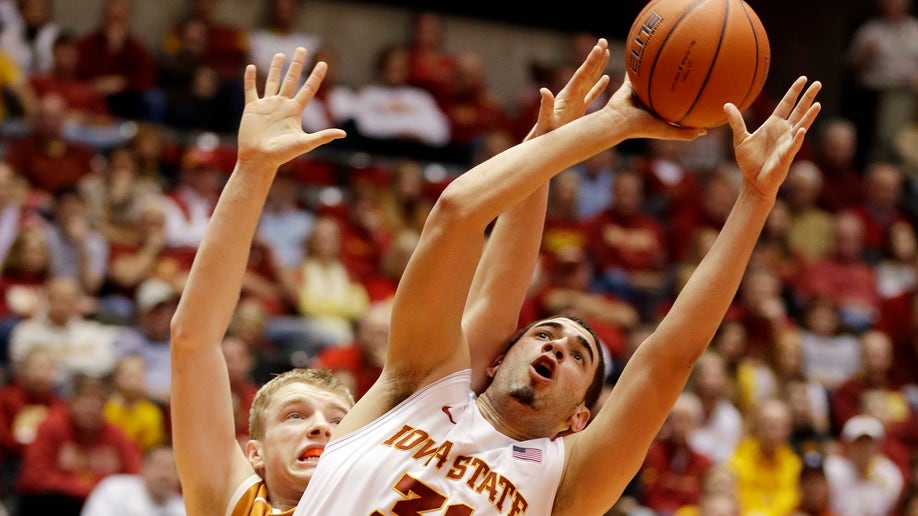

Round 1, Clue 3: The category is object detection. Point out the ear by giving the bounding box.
[565,404,592,434]
[244,439,265,471]
[485,354,505,379]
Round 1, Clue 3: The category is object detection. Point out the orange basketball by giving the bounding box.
[625,0,770,128]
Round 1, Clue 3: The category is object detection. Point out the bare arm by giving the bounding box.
[463,40,612,393]
[169,49,344,514]
[343,59,705,437]
[556,77,823,515]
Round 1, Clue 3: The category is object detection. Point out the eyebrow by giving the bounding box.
[278,396,349,415]
[536,321,595,366]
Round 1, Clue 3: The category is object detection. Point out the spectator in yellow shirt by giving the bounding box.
[103,354,167,452]
[729,398,803,515]
[0,49,36,120]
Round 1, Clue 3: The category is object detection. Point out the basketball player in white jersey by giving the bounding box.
[293,49,822,516]
[168,40,629,516]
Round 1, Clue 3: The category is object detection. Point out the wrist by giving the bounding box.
[737,186,777,210]
[233,155,279,182]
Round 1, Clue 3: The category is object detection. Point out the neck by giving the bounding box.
[476,391,551,441]
[268,484,300,512]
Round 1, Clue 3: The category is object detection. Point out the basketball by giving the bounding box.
[625,0,771,128]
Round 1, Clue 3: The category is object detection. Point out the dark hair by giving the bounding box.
[504,315,606,411]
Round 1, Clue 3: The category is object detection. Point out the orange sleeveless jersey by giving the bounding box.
[228,475,295,516]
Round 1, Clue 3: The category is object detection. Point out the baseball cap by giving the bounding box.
[841,414,885,442]
[136,279,178,312]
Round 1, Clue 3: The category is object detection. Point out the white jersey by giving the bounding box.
[295,370,565,516]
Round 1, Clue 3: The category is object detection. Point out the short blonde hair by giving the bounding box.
[248,368,355,440]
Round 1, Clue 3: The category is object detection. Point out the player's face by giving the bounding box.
[257,382,350,501]
[496,317,599,421]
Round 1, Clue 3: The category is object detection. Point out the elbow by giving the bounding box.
[428,188,474,228]
[169,313,195,353]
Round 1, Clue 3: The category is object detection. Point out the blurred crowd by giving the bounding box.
[0,0,916,515]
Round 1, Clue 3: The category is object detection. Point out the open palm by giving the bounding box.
[726,76,822,198]
[236,48,346,170]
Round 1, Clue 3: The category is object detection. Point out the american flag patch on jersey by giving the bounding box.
[512,445,542,463]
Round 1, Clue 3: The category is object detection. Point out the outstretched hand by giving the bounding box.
[236,47,346,170]
[528,39,611,139]
[725,76,821,199]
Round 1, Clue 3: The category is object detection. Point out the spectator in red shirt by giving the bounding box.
[28,31,109,123]
[4,93,95,197]
[812,117,864,212]
[0,348,64,482]
[406,11,455,107]
[587,168,668,320]
[641,392,712,514]
[831,330,906,432]
[75,0,158,121]
[16,373,142,516]
[310,300,392,401]
[844,161,910,262]
[440,50,512,166]
[877,263,918,387]
[792,211,881,333]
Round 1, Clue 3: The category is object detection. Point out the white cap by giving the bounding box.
[841,414,885,442]
[135,279,178,312]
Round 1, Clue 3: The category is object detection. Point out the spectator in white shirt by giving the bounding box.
[350,44,450,149]
[80,445,185,516]
[825,414,904,516]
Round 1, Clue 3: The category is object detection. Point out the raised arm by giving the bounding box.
[341,52,706,436]
[169,48,344,514]
[462,40,612,393]
[557,77,822,515]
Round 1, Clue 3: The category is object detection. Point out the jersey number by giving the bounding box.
[371,473,474,516]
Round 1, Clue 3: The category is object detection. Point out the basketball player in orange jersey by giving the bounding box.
[293,50,822,516]
[169,40,636,516]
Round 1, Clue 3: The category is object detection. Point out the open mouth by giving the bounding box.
[531,356,556,381]
[298,446,324,463]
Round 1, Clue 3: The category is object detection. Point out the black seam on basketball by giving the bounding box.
[676,0,729,125]
[736,1,762,110]
[646,0,708,115]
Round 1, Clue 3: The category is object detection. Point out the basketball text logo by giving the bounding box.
[378,424,532,515]
[629,11,664,75]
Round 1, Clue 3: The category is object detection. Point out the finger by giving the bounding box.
[264,52,285,97]
[564,43,607,97]
[795,102,822,133]
[582,40,610,78]
[298,128,348,154]
[243,64,258,104]
[771,76,807,120]
[538,87,555,120]
[584,75,610,107]
[724,103,748,145]
[788,81,822,127]
[279,47,308,98]
[786,127,808,159]
[294,61,328,107]
[310,128,348,144]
